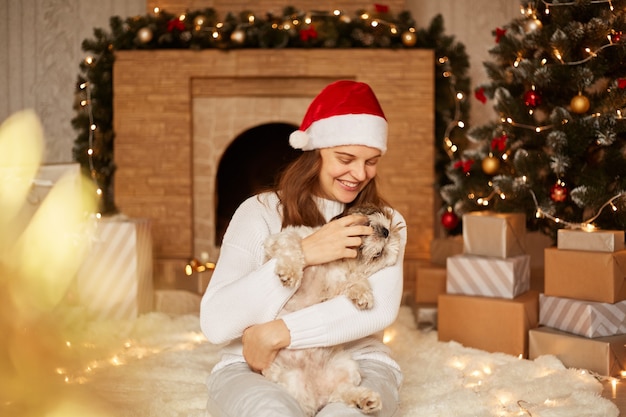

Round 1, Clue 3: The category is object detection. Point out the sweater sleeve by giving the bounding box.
[199,193,296,345]
[282,209,407,349]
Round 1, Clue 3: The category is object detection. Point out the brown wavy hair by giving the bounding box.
[275,150,389,228]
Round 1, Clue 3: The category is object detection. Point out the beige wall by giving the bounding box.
[1,0,520,163]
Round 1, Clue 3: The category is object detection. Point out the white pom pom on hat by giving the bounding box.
[289,80,388,154]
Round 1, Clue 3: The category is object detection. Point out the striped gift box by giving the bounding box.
[76,217,154,320]
[446,254,530,299]
[539,294,626,338]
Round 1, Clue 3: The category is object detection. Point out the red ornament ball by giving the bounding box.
[523,90,542,108]
[550,182,568,203]
[441,211,460,230]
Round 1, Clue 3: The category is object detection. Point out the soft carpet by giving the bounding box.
[54,305,619,417]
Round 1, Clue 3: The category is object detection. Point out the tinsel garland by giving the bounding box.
[71,6,470,214]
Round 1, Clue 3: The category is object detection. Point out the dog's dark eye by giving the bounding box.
[381,228,389,238]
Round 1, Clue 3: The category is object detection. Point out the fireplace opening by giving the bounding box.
[215,122,302,245]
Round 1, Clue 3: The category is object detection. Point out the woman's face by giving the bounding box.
[318,145,381,203]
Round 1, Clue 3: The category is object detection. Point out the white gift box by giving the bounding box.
[76,216,154,320]
[539,294,626,338]
[446,254,530,299]
[462,211,526,258]
[557,229,625,252]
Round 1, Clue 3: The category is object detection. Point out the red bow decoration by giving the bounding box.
[374,4,390,13]
[475,87,487,104]
[299,27,318,42]
[167,19,185,32]
[618,78,626,89]
[495,27,507,43]
[454,159,474,174]
[491,134,508,152]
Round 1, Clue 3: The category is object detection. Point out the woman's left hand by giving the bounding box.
[242,319,291,372]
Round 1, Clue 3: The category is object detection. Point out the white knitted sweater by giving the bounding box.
[199,192,407,376]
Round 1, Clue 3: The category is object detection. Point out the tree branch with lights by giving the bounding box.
[440,0,626,240]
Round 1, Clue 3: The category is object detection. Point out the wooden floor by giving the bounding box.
[602,378,625,415]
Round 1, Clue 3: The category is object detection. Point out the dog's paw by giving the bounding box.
[275,259,303,288]
[352,388,382,414]
[345,281,374,309]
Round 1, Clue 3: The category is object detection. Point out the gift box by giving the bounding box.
[75,216,154,320]
[446,254,530,299]
[544,247,626,303]
[415,264,447,304]
[462,211,526,258]
[429,236,464,266]
[438,290,539,358]
[539,294,626,338]
[529,326,626,377]
[526,232,553,293]
[557,229,624,252]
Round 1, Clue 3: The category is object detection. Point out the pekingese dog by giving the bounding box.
[262,204,403,416]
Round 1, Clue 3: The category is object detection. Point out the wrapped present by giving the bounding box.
[438,290,539,358]
[557,229,625,252]
[446,254,530,299]
[544,247,626,303]
[529,326,626,377]
[539,294,626,338]
[415,264,447,304]
[429,236,463,266]
[462,211,526,258]
[75,216,154,320]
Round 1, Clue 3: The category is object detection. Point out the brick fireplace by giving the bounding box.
[113,48,434,294]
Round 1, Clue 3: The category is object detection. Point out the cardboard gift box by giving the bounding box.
[557,229,625,253]
[415,263,447,304]
[529,326,626,377]
[544,247,626,303]
[539,294,626,338]
[446,254,530,299]
[75,216,154,320]
[429,236,464,266]
[462,211,526,258]
[438,290,539,358]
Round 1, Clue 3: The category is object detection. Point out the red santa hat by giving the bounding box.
[289,80,388,154]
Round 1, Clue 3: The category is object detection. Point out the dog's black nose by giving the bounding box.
[381,228,389,238]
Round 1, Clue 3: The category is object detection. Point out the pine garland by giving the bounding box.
[72,6,470,214]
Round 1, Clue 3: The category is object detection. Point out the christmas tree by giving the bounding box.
[440,0,626,241]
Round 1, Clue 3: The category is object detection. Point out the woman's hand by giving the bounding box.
[242,319,291,372]
[301,214,373,266]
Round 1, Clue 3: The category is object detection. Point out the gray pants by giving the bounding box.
[205,360,401,417]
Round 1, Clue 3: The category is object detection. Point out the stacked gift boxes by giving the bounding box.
[529,229,626,377]
[413,235,463,328]
[437,211,539,358]
[74,216,154,321]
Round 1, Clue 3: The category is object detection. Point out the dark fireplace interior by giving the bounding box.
[215,122,302,245]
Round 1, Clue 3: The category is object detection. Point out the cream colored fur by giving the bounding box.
[262,205,403,416]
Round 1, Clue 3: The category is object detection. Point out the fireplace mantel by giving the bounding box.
[113,48,434,293]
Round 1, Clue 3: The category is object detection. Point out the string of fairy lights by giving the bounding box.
[78,80,103,219]
[457,0,626,231]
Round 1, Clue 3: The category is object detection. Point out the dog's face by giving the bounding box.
[345,205,402,266]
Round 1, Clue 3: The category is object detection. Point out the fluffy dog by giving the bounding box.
[262,204,402,416]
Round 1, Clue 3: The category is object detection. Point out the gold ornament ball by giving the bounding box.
[401,31,417,47]
[570,94,590,114]
[137,27,153,44]
[230,29,246,45]
[482,155,500,175]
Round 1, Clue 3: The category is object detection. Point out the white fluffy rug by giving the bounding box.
[57,305,619,417]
